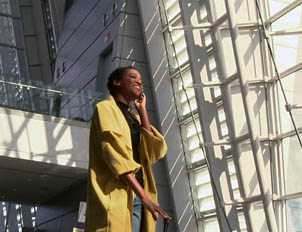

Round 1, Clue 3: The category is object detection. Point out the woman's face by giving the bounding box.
[114,68,143,100]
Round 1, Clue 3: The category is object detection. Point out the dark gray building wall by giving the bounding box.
[35,180,86,232]
[19,0,53,82]
[54,0,117,94]
[138,1,199,232]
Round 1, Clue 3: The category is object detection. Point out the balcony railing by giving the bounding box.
[0,74,104,122]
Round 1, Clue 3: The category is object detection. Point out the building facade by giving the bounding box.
[0,0,302,231]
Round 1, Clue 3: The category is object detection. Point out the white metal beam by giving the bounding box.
[273,62,302,80]
[168,21,259,31]
[224,0,278,231]
[268,27,302,36]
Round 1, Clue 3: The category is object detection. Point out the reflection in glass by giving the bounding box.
[0,75,104,122]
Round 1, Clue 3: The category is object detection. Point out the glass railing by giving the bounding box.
[0,74,104,122]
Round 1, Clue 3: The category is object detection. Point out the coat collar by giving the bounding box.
[100,95,133,150]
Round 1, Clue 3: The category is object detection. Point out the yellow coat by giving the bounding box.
[85,96,168,232]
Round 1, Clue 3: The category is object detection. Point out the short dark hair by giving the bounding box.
[107,66,139,95]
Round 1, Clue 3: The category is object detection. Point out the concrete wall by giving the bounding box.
[0,107,89,169]
[0,106,89,230]
[0,107,88,206]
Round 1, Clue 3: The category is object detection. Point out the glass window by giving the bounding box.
[163,0,181,21]
[194,168,216,212]
[273,35,300,73]
[286,197,302,232]
[0,16,16,46]
[238,212,247,232]
[282,133,302,195]
[164,18,189,70]
[203,217,220,232]
[172,70,198,118]
[277,71,302,133]
[0,0,11,15]
[0,46,20,76]
[227,159,241,200]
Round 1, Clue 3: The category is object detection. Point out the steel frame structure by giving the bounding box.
[158,0,302,231]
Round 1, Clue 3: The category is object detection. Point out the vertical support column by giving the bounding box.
[223,1,278,231]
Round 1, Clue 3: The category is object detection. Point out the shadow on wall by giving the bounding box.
[0,107,90,168]
[0,106,90,230]
[0,106,90,206]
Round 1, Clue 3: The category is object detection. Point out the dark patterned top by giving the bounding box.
[116,101,144,187]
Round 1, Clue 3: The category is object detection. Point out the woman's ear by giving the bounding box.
[113,80,120,87]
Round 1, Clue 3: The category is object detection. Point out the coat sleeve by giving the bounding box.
[92,103,141,179]
[140,126,168,165]
[100,131,141,179]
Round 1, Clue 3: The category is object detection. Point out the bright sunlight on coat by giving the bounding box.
[85,96,167,232]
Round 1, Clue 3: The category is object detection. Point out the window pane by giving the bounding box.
[172,70,197,118]
[163,0,180,21]
[271,4,301,30]
[269,0,298,16]
[164,18,189,70]
[283,133,302,194]
[0,0,11,15]
[278,71,302,133]
[273,35,300,73]
[194,168,216,212]
[238,212,247,232]
[286,197,302,231]
[227,160,241,200]
[0,46,20,76]
[203,217,220,232]
[0,16,16,46]
[182,120,205,164]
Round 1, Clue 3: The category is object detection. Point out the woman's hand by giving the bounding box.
[134,92,152,132]
[141,195,172,221]
[134,92,146,113]
[120,172,172,221]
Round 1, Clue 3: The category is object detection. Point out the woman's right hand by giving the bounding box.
[141,196,172,221]
[120,172,172,221]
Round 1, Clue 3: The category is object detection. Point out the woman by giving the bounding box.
[85,66,171,232]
